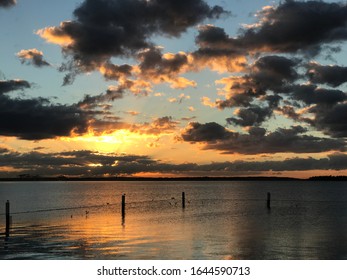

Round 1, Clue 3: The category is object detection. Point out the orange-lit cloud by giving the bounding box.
[201,97,217,108]
[168,93,191,104]
[125,111,140,116]
[37,23,74,46]
[1,146,347,178]
[17,48,51,67]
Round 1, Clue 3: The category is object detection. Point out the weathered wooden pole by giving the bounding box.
[121,194,126,217]
[182,192,185,209]
[5,200,10,237]
[267,192,271,209]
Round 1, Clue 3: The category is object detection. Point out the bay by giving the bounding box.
[0,180,347,259]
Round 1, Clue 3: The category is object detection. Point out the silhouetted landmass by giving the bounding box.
[308,176,347,181]
[0,176,309,181]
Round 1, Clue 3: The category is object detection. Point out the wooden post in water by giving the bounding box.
[121,194,126,217]
[182,192,185,209]
[267,192,271,209]
[5,200,10,237]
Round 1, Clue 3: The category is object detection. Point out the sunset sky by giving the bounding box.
[1,0,347,178]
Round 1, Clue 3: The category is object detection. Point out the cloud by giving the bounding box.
[191,25,247,73]
[124,111,140,116]
[89,115,180,137]
[291,84,346,105]
[1,148,347,177]
[214,55,298,110]
[195,24,233,49]
[100,63,133,81]
[276,105,314,125]
[249,55,299,92]
[310,103,347,138]
[38,0,226,75]
[138,47,189,76]
[131,116,179,135]
[168,93,190,104]
[0,93,90,140]
[0,150,161,176]
[17,49,51,67]
[87,118,130,135]
[226,105,273,127]
[201,96,217,108]
[77,77,153,109]
[306,62,347,87]
[78,85,126,109]
[193,25,246,70]
[181,122,231,142]
[0,79,31,94]
[194,1,347,58]
[0,0,16,8]
[181,122,345,154]
[135,47,197,89]
[210,55,347,131]
[237,1,347,55]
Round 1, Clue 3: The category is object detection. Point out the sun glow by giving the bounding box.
[60,129,161,154]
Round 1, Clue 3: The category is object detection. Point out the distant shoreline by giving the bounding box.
[0,176,346,181]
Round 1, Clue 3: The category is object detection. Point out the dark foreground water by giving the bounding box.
[0,181,347,259]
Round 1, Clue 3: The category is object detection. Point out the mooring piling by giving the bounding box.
[267,192,271,209]
[182,192,185,209]
[5,200,10,237]
[121,194,126,217]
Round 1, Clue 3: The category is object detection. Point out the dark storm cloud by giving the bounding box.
[216,93,254,109]
[215,55,298,110]
[17,49,51,68]
[180,122,231,142]
[78,84,127,109]
[306,63,347,87]
[39,0,226,73]
[276,105,314,125]
[0,93,90,140]
[275,84,347,138]
[1,149,347,177]
[0,0,16,8]
[216,62,346,129]
[2,150,197,177]
[194,24,243,54]
[138,47,188,76]
[311,103,347,138]
[195,25,231,47]
[194,1,347,57]
[101,63,133,80]
[238,0,347,54]
[226,105,273,127]
[60,60,133,86]
[0,79,31,94]
[0,150,159,176]
[181,122,345,154]
[291,84,346,105]
[193,24,242,56]
[250,56,299,92]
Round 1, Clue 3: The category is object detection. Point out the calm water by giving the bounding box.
[0,180,347,260]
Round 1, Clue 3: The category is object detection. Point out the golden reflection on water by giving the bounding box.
[44,208,198,259]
